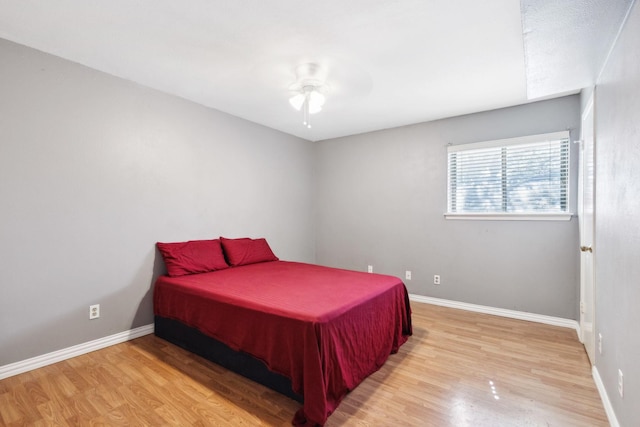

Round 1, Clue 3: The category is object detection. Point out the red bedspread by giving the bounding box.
[153,261,412,426]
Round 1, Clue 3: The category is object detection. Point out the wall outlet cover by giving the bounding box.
[89,304,100,320]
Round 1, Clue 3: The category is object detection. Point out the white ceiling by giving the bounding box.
[0,0,634,141]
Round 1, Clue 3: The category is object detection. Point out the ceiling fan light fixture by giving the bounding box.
[288,63,329,128]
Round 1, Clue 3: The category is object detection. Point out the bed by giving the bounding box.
[153,237,412,426]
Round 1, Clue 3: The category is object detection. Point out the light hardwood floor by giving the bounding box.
[0,302,608,426]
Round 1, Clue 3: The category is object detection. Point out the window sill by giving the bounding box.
[444,213,574,221]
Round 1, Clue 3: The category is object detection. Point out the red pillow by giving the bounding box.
[220,237,279,267]
[156,239,229,277]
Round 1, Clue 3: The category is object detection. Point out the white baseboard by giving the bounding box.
[0,324,154,380]
[593,365,620,427]
[409,294,580,333]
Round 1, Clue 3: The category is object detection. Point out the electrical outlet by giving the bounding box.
[618,369,624,398]
[434,274,441,285]
[89,304,100,320]
[367,265,373,273]
[405,270,412,280]
[598,333,602,354]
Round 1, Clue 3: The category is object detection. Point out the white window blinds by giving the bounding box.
[447,131,570,215]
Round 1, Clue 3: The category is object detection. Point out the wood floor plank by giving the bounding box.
[0,302,608,426]
[34,400,70,427]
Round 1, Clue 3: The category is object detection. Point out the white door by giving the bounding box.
[578,94,596,364]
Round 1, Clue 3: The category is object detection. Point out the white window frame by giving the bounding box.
[445,131,573,221]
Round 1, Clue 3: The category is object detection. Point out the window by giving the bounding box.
[446,131,571,220]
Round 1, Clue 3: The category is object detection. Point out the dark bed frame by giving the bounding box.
[154,316,303,403]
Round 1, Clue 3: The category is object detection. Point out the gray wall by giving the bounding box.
[592,1,640,424]
[315,96,581,319]
[0,39,315,366]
